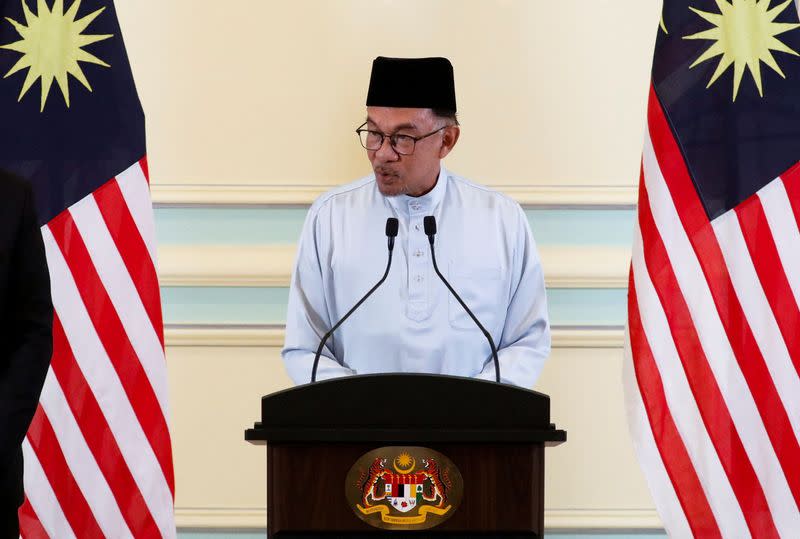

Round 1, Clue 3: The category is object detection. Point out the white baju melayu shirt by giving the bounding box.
[282,167,550,388]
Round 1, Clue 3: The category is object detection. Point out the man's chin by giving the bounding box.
[376,177,407,197]
[377,187,406,197]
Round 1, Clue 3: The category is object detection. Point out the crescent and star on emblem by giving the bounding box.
[393,452,416,474]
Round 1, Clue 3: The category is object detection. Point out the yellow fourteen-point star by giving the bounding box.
[684,0,800,101]
[0,0,112,111]
[394,453,415,473]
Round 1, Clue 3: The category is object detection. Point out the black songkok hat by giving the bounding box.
[366,56,457,113]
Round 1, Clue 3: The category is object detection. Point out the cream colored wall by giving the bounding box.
[116,0,660,194]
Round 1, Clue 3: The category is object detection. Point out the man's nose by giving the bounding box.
[374,136,399,161]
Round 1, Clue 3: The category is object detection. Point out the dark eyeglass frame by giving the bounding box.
[355,122,447,155]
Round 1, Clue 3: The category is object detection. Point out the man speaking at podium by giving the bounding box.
[282,57,550,388]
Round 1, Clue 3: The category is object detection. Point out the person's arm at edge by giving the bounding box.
[0,179,53,460]
[476,203,550,388]
[282,202,356,384]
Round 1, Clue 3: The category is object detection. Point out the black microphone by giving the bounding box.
[310,217,399,383]
[424,216,501,383]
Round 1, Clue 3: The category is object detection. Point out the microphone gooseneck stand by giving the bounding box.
[424,216,501,383]
[310,217,399,383]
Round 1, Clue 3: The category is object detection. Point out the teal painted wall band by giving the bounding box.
[155,208,307,245]
[160,287,289,325]
[154,208,635,247]
[160,287,627,327]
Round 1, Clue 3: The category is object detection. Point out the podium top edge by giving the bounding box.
[252,373,561,434]
[278,373,549,396]
[244,426,567,444]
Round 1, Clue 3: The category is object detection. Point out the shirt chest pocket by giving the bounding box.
[447,262,505,330]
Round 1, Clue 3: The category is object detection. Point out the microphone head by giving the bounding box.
[385,217,399,238]
[424,215,437,236]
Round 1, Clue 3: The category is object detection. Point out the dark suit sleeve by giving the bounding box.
[0,181,53,460]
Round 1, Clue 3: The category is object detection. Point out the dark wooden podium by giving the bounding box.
[245,374,566,538]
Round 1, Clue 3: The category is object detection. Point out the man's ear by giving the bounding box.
[438,126,460,159]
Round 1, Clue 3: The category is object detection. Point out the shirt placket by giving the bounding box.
[406,199,430,321]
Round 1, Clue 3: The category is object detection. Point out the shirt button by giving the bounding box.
[415,275,424,283]
[414,224,421,231]
[414,249,424,257]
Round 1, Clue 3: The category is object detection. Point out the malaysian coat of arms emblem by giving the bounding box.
[345,446,464,530]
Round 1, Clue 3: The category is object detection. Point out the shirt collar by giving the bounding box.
[385,166,448,217]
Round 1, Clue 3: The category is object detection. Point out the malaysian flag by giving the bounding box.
[623,1,800,537]
[0,0,175,536]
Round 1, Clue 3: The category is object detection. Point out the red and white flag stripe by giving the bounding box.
[624,86,800,538]
[22,158,175,538]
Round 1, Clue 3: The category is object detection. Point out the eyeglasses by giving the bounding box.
[355,122,447,155]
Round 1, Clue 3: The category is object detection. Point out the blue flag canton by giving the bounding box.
[0,0,144,224]
[652,0,800,220]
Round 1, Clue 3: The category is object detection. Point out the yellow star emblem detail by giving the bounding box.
[0,0,113,111]
[684,0,800,101]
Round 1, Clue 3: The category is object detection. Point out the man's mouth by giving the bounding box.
[375,169,399,181]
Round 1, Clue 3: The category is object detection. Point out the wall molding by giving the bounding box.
[158,245,295,287]
[164,325,625,349]
[151,183,637,207]
[174,507,661,530]
[543,246,630,288]
[175,507,266,529]
[157,245,631,289]
[545,508,662,530]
